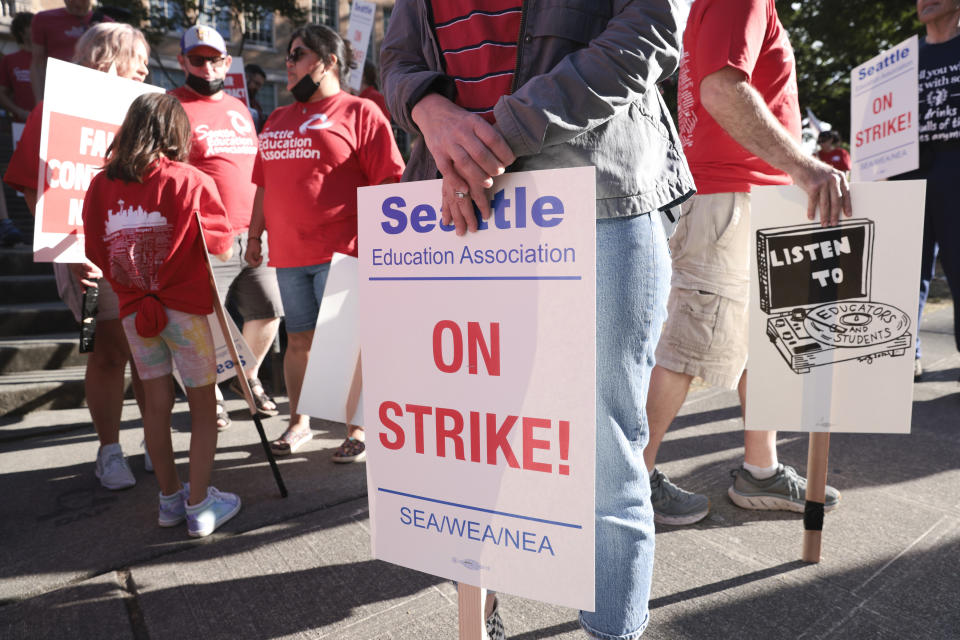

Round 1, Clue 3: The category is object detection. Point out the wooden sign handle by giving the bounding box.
[458,583,487,640]
[802,431,830,563]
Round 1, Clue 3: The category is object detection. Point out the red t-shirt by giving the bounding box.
[82,157,234,320]
[678,0,800,194]
[252,91,405,268]
[431,1,522,123]
[0,49,36,113]
[3,101,42,192]
[32,8,112,62]
[359,85,390,121]
[170,87,259,231]
[816,148,851,172]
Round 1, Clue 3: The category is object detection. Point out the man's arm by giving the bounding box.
[700,66,851,226]
[30,42,46,104]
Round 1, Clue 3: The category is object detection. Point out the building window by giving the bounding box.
[244,11,274,47]
[197,0,232,39]
[149,0,185,30]
[311,0,338,28]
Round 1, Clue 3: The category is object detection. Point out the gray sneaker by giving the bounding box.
[649,468,710,525]
[728,464,840,513]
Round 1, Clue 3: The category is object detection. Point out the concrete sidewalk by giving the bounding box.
[1,303,957,640]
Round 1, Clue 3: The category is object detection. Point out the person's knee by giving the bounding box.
[287,330,313,351]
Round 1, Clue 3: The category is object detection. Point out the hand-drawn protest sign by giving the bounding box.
[345,0,375,92]
[851,36,919,181]
[357,168,596,611]
[746,182,926,433]
[224,57,250,107]
[34,59,163,263]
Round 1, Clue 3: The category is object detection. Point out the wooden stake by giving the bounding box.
[802,431,830,562]
[198,213,287,497]
[458,583,487,640]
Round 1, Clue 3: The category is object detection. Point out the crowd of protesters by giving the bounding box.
[0,0,957,638]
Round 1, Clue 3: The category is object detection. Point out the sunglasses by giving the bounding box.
[286,47,311,64]
[186,54,226,68]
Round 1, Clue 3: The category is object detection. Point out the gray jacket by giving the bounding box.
[381,0,695,219]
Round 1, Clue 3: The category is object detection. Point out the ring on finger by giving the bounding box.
[454,191,467,199]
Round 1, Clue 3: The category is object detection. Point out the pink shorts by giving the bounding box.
[122,308,217,388]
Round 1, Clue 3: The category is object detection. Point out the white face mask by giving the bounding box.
[106,61,118,76]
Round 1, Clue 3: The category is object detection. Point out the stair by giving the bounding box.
[0,234,87,417]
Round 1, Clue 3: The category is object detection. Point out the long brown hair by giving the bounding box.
[104,93,192,183]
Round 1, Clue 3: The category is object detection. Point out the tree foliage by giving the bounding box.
[776,0,922,139]
[106,0,307,54]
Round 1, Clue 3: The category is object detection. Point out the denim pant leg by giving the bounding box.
[915,207,938,358]
[579,213,671,640]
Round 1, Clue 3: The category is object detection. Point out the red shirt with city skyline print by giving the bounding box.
[82,157,234,321]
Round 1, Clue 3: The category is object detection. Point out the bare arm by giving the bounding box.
[245,186,266,267]
[30,44,46,104]
[700,66,851,226]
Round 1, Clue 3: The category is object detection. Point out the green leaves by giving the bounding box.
[775,0,921,138]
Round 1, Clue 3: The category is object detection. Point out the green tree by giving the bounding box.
[776,0,922,139]
[106,0,307,54]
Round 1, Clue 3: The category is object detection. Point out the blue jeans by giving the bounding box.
[579,212,670,639]
[913,150,960,356]
[275,262,331,334]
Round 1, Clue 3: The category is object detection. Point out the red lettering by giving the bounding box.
[435,407,465,460]
[378,401,405,450]
[432,320,462,373]
[486,414,520,468]
[467,321,500,376]
[405,404,432,454]
[469,411,482,463]
[522,417,552,473]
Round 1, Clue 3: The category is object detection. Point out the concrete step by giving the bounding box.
[0,366,86,416]
[0,333,84,374]
[0,274,59,304]
[0,247,53,276]
[0,301,77,337]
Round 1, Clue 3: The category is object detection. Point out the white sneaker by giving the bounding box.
[158,482,189,527]
[95,443,136,490]
[186,487,241,537]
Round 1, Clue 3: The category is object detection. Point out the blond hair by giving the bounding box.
[72,23,149,77]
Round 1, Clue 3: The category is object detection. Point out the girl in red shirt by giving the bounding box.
[83,93,240,538]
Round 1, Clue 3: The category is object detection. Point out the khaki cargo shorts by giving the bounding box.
[655,192,752,389]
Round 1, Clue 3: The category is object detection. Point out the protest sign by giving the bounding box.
[298,253,364,424]
[34,59,163,262]
[746,181,926,433]
[851,36,919,181]
[357,167,596,611]
[345,0,375,92]
[223,57,250,107]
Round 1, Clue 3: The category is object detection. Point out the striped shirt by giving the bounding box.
[430,1,523,122]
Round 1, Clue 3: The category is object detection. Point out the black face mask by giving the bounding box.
[290,72,321,103]
[185,73,224,96]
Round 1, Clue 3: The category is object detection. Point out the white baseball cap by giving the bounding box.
[180,24,227,55]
